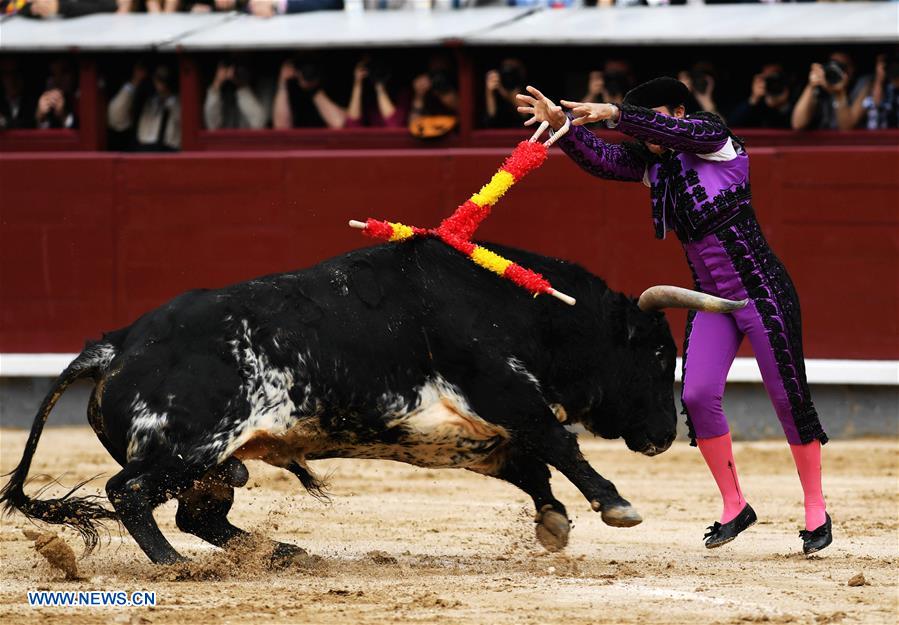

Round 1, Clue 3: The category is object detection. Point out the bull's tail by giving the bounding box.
[0,343,118,553]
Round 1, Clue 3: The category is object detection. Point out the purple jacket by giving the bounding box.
[556,104,751,242]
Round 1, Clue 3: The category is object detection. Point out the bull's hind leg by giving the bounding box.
[175,460,308,566]
[105,456,212,564]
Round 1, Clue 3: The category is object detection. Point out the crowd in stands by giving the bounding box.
[3,0,895,19]
[2,49,898,148]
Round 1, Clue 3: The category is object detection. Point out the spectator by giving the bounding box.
[678,63,718,115]
[346,57,408,128]
[273,59,346,129]
[34,58,78,129]
[728,63,792,129]
[791,52,871,131]
[861,55,899,130]
[408,55,459,139]
[108,62,180,151]
[16,0,118,17]
[581,61,634,106]
[0,58,37,130]
[484,58,527,128]
[204,59,267,130]
[409,56,458,124]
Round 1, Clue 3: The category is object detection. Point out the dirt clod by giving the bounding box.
[23,530,80,580]
[847,573,867,587]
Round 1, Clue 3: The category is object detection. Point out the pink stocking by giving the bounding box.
[697,433,746,524]
[789,440,827,530]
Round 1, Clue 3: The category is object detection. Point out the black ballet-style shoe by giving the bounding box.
[800,513,832,555]
[703,504,757,549]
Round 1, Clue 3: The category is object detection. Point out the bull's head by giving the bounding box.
[581,285,746,457]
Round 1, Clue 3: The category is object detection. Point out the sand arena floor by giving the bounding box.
[0,427,896,625]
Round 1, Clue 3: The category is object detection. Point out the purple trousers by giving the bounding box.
[680,215,826,446]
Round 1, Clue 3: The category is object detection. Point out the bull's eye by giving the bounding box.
[655,348,667,369]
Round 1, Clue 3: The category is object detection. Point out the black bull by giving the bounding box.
[1,239,744,563]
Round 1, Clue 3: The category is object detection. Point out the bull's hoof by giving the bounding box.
[600,504,643,527]
[269,542,311,569]
[534,505,570,552]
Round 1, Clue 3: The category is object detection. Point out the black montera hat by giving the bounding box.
[623,77,690,109]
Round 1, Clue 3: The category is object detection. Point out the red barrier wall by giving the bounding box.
[1,146,897,359]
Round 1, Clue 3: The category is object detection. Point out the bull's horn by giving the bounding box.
[637,285,748,313]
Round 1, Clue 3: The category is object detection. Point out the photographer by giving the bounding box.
[35,58,78,129]
[861,55,899,130]
[204,59,266,130]
[791,52,870,131]
[728,64,791,129]
[484,58,528,128]
[273,58,345,129]
[346,57,408,128]
[581,61,632,106]
[678,63,717,114]
[409,64,458,122]
[108,61,180,151]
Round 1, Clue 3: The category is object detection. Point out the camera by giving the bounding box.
[763,73,786,97]
[429,71,454,96]
[691,71,710,95]
[499,65,524,91]
[603,71,628,98]
[297,63,320,86]
[367,60,392,85]
[823,61,846,86]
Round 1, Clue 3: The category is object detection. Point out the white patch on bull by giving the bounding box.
[218,372,508,474]
[126,395,169,461]
[197,320,303,464]
[506,357,542,392]
[338,376,509,469]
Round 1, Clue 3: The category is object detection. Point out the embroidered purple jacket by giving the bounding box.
[556,104,751,242]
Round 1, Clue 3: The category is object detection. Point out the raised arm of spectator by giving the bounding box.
[346,61,366,127]
[485,70,500,122]
[273,60,296,130]
[792,64,825,130]
[235,87,266,129]
[373,82,401,127]
[108,65,146,132]
[850,57,885,130]
[204,63,229,130]
[310,90,346,129]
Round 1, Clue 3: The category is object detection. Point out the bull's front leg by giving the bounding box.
[530,421,642,527]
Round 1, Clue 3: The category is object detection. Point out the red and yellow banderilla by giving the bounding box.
[349,120,575,306]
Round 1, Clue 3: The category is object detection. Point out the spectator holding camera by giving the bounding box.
[728,64,792,129]
[35,58,78,129]
[792,52,870,131]
[678,63,718,114]
[485,58,528,128]
[273,58,346,129]
[409,55,458,123]
[408,55,458,140]
[860,55,899,130]
[346,57,408,128]
[108,62,180,151]
[204,59,266,130]
[581,61,633,106]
